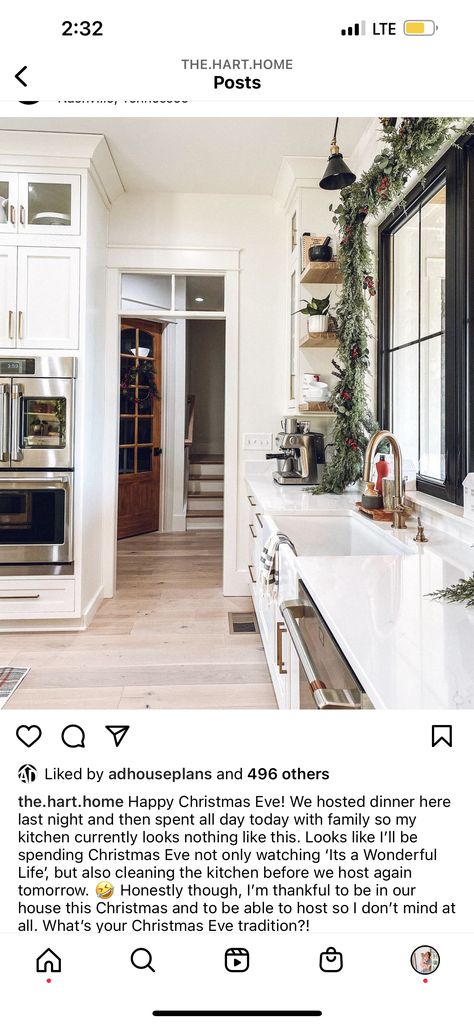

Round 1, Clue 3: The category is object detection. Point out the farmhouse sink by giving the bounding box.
[271,513,412,558]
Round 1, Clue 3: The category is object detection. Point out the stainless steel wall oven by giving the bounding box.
[0,358,76,565]
[0,357,75,470]
[0,472,73,564]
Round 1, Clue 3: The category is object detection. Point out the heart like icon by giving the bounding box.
[16,725,42,748]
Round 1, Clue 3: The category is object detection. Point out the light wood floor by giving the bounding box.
[3,531,276,710]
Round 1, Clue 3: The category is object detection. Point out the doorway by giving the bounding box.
[185,320,225,530]
[117,319,162,539]
[104,258,240,598]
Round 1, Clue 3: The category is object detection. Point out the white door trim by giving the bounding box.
[103,251,241,599]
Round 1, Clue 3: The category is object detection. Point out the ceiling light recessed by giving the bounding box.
[194,297,204,302]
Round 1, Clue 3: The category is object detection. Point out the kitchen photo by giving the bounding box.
[0,115,473,712]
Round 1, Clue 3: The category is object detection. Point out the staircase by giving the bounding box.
[186,454,224,530]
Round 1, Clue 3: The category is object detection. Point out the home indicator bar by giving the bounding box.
[152,1014,323,1019]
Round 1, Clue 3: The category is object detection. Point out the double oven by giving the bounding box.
[0,357,76,565]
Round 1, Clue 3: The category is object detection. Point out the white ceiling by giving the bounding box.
[0,117,371,195]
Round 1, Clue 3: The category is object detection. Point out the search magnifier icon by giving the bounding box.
[131,947,155,972]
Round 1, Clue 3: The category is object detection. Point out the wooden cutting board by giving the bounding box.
[356,501,394,522]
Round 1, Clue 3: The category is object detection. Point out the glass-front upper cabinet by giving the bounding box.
[0,172,81,235]
[0,174,18,233]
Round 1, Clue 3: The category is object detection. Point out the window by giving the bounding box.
[378,139,471,504]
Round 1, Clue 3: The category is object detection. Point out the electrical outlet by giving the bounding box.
[243,433,273,451]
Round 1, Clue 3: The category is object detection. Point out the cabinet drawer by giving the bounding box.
[0,578,75,616]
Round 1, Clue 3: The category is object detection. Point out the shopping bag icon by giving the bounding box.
[319,946,343,972]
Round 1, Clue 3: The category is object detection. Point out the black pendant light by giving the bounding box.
[319,118,356,191]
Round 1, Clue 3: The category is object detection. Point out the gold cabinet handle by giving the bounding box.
[9,205,15,225]
[255,512,263,528]
[276,621,288,675]
[8,311,14,340]
[247,495,256,507]
[20,205,26,225]
[249,523,256,538]
[18,311,24,339]
[248,564,256,584]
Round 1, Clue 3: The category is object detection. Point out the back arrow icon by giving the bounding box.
[15,66,28,87]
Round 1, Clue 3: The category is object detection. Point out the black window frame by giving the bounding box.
[378,136,471,505]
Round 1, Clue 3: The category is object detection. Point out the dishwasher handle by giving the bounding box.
[280,599,360,710]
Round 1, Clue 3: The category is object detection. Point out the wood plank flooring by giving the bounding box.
[4,531,276,710]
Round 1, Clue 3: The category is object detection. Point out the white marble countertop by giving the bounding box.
[246,470,474,710]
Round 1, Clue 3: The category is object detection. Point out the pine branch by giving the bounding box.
[428,573,474,608]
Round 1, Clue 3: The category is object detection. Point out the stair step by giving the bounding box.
[190,454,224,464]
[186,516,224,531]
[186,508,223,518]
[188,491,223,500]
[188,479,224,495]
[189,474,224,481]
[189,463,225,477]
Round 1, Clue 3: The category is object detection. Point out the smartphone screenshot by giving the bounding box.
[0,3,473,1023]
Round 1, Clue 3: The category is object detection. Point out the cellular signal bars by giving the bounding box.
[341,21,366,36]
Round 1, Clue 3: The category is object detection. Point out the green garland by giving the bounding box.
[311,117,466,495]
[429,573,474,607]
[120,362,160,410]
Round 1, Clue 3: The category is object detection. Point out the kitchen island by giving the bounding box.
[246,469,474,710]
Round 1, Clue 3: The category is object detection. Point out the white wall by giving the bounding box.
[109,192,287,579]
[186,320,225,456]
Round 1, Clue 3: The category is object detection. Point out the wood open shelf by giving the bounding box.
[300,261,343,284]
[282,408,336,418]
[299,332,338,348]
[297,401,334,414]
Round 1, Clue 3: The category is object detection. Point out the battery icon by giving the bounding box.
[404,20,437,35]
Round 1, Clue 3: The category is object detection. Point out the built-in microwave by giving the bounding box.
[0,472,73,564]
[281,581,374,710]
[0,356,76,470]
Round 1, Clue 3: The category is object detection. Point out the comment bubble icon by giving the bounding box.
[61,724,86,749]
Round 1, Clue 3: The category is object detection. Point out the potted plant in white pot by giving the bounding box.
[293,293,331,334]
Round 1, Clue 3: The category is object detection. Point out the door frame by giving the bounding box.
[104,246,240,597]
[117,318,162,539]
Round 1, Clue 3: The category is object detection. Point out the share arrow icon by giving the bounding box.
[105,725,130,748]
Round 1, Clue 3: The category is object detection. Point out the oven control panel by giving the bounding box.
[0,359,36,375]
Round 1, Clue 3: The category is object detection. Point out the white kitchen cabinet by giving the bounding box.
[0,247,17,346]
[0,172,81,236]
[247,490,293,708]
[0,577,75,617]
[0,173,18,233]
[15,247,80,349]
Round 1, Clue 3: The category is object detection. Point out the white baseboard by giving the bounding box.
[172,513,187,532]
[81,585,105,629]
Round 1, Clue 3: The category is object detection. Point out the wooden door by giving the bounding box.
[17,247,80,349]
[118,320,162,539]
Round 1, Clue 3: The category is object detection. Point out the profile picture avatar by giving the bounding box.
[18,764,36,783]
[410,946,440,975]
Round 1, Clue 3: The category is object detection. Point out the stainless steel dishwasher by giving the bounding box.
[281,580,374,710]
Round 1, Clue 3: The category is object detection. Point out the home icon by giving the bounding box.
[36,948,62,974]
